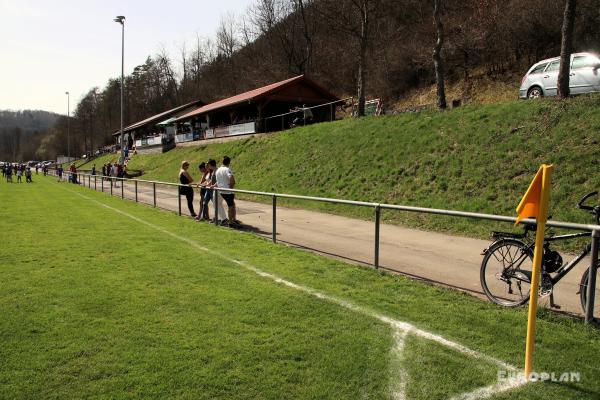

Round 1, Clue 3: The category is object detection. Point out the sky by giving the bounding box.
[0,0,254,114]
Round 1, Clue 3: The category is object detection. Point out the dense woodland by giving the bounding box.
[1,0,599,162]
[0,110,59,161]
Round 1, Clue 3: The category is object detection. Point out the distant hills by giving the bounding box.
[0,109,60,132]
[0,110,61,161]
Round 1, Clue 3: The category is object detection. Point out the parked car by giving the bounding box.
[519,52,600,99]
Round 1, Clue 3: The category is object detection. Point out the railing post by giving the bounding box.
[135,180,138,203]
[94,175,97,191]
[585,230,599,324]
[101,176,104,192]
[374,205,381,269]
[153,183,156,207]
[110,178,113,196]
[272,195,277,243]
[121,179,124,199]
[214,188,219,225]
[330,103,333,122]
[178,187,182,216]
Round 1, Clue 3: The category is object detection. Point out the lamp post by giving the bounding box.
[65,91,70,160]
[114,15,125,164]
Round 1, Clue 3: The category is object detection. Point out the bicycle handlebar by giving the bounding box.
[577,191,598,211]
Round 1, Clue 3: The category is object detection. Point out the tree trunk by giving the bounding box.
[297,0,313,75]
[557,0,577,99]
[356,0,368,117]
[432,0,447,109]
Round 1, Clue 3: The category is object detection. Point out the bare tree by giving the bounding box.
[248,0,280,37]
[292,0,315,75]
[315,0,381,117]
[557,0,577,99]
[216,12,242,58]
[432,0,447,109]
[179,41,189,85]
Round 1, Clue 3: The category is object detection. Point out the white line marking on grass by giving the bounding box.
[448,376,528,400]
[390,330,409,400]
[60,185,530,399]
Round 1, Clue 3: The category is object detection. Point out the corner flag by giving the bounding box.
[515,166,545,226]
[518,164,553,379]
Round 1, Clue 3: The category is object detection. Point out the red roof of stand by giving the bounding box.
[174,75,338,122]
[113,100,204,135]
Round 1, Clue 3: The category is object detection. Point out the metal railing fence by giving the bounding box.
[262,98,351,132]
[52,170,600,324]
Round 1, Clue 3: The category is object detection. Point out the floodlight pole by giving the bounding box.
[65,91,70,160]
[114,15,126,164]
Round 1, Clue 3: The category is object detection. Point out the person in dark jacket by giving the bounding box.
[179,161,196,217]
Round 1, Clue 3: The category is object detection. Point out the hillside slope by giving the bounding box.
[127,95,600,239]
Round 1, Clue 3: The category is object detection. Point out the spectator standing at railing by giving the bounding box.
[215,156,238,227]
[69,163,77,184]
[57,166,63,182]
[91,164,96,176]
[179,161,196,218]
[200,159,223,222]
[111,162,119,187]
[196,162,208,220]
[101,164,106,178]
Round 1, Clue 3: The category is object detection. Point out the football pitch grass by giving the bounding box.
[1,177,600,399]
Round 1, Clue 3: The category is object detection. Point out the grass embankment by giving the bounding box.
[392,70,524,109]
[127,95,600,240]
[60,153,120,171]
[1,177,600,399]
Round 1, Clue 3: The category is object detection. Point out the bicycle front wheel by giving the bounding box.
[480,239,533,307]
[579,262,600,319]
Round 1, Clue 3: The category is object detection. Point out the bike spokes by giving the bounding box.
[481,240,533,307]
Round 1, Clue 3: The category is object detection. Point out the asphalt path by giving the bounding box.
[74,175,592,317]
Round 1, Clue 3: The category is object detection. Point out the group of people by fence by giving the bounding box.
[179,156,239,227]
[2,163,34,183]
[55,163,80,184]
[101,162,124,185]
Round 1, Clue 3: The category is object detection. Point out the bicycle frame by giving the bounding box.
[543,232,591,286]
[494,230,591,286]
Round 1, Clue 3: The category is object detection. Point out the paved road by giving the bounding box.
[76,175,592,317]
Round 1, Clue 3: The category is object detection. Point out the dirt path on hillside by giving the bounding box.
[82,177,590,317]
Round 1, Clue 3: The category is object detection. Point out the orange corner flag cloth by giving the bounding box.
[515,165,552,225]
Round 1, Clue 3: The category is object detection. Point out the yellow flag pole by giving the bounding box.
[524,164,553,379]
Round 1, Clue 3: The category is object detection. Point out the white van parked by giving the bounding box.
[519,52,600,99]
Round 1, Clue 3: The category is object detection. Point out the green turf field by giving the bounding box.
[1,177,600,399]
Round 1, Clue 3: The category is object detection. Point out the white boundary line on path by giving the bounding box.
[60,184,529,399]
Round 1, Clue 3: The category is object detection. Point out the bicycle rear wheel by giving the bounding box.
[480,239,533,307]
[579,262,600,319]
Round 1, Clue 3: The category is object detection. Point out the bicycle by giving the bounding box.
[480,192,600,316]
